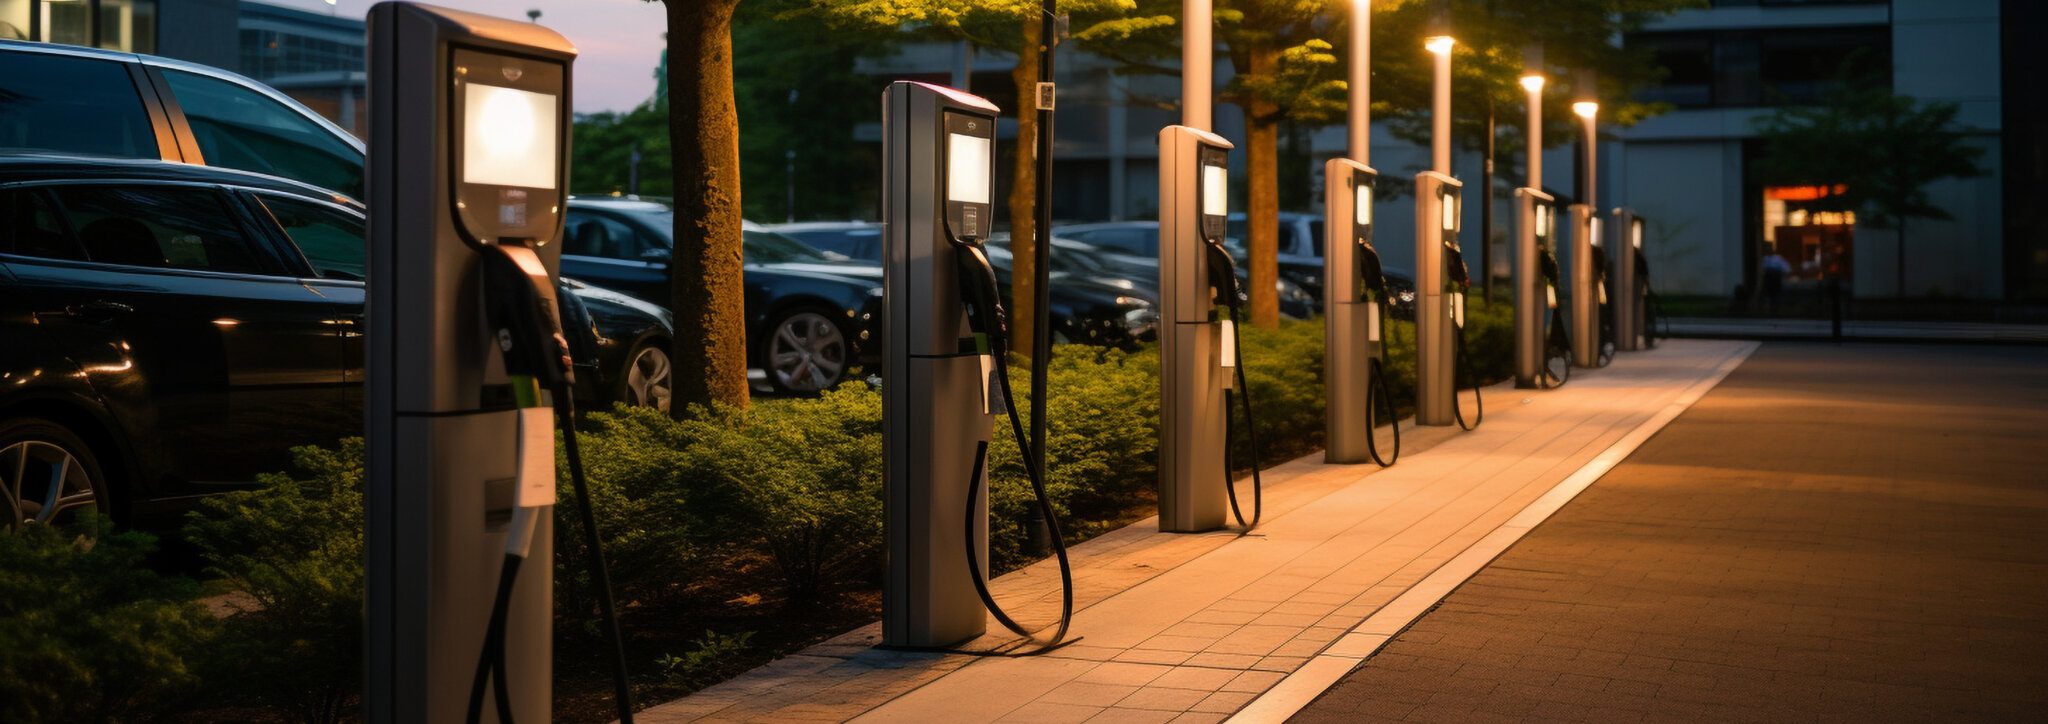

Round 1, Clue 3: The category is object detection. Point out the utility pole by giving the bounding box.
[1029,0,1059,551]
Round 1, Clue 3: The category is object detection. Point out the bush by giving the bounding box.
[0,514,214,723]
[183,440,365,724]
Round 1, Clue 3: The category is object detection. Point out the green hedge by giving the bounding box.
[0,300,1519,721]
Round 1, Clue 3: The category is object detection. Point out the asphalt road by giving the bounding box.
[1293,342,2048,722]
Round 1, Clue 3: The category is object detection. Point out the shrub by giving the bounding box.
[183,440,366,724]
[0,514,214,724]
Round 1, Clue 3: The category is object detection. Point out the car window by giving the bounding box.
[564,213,649,261]
[1308,220,1324,256]
[259,195,364,280]
[0,53,157,159]
[743,229,829,264]
[160,69,363,198]
[1071,228,1156,257]
[53,185,268,274]
[0,189,87,261]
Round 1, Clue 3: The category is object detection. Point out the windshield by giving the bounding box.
[613,207,831,264]
[988,240,1113,274]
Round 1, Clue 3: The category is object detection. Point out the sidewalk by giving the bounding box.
[1294,342,2048,721]
[1666,317,2048,343]
[637,340,1756,723]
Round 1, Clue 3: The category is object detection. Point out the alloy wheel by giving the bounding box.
[3,440,96,533]
[769,311,848,393]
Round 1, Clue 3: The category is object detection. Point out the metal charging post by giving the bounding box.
[1324,159,1379,461]
[1414,172,1462,426]
[1611,208,1642,351]
[365,4,574,721]
[1514,188,1556,388]
[880,81,1001,648]
[1569,204,1600,367]
[1158,125,1234,532]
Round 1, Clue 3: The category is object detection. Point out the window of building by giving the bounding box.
[0,52,157,158]
[1628,27,1888,108]
[38,0,89,46]
[95,0,154,53]
[0,0,28,41]
[160,68,364,198]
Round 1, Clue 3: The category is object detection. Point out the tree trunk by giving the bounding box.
[1243,44,1283,329]
[1007,24,1042,358]
[668,0,750,414]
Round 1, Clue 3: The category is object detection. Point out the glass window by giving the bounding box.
[1071,228,1157,257]
[0,0,28,41]
[38,0,89,46]
[743,230,828,264]
[1308,220,1324,257]
[160,69,363,198]
[259,195,364,280]
[95,0,155,54]
[53,185,269,274]
[0,189,84,261]
[0,53,156,158]
[563,213,647,261]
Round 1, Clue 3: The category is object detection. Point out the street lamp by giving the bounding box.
[1522,74,1544,190]
[1426,35,1454,174]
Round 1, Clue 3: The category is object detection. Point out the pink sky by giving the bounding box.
[270,0,668,113]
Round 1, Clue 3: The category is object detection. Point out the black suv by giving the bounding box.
[0,157,672,531]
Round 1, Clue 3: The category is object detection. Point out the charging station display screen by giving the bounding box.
[1202,164,1228,217]
[1633,219,1644,249]
[1440,190,1458,232]
[462,84,559,189]
[947,133,993,204]
[1355,182,1373,226]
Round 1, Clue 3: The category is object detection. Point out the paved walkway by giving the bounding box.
[637,340,1755,723]
[1666,317,2048,343]
[1293,342,2048,722]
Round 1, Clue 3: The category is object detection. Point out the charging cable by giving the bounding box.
[1445,243,1483,431]
[1357,243,1399,468]
[951,240,1078,654]
[1204,242,1265,531]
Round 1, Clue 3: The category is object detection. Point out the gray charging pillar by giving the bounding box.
[1514,188,1556,388]
[881,81,1000,648]
[1568,204,1601,367]
[1611,208,1643,351]
[366,4,574,721]
[1158,125,1234,532]
[1414,172,1462,426]
[1324,159,1379,462]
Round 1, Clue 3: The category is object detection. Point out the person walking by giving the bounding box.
[1762,246,1791,315]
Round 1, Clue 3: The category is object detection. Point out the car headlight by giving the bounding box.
[866,286,885,298]
[1277,280,1314,305]
[1115,295,1149,308]
[1122,306,1159,335]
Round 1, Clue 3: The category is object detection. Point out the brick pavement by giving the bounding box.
[1292,343,2048,722]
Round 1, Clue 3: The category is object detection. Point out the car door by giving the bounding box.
[10,182,346,492]
[561,210,670,304]
[242,191,373,430]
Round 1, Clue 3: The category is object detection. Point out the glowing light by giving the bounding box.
[1425,36,1455,55]
[1520,74,1546,93]
[1572,101,1599,119]
[462,83,559,189]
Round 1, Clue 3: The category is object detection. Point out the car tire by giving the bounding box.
[1,417,110,534]
[763,306,852,395]
[615,338,674,414]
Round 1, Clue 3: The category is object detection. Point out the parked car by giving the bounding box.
[763,221,883,263]
[977,241,1160,346]
[0,157,672,532]
[562,198,884,394]
[1049,221,1318,319]
[1226,211,1328,300]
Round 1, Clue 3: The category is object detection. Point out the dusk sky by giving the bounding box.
[270,0,668,114]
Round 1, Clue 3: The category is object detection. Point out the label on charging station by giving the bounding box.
[1599,285,1608,305]
[1451,292,1466,329]
[515,407,557,507]
[1219,320,1237,368]
[1368,306,1381,342]
[1547,284,1558,309]
[980,354,1005,416]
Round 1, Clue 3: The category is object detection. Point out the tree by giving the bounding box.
[801,0,1169,357]
[733,1,900,222]
[667,0,752,413]
[572,103,671,198]
[1217,1,1345,328]
[1753,74,1987,298]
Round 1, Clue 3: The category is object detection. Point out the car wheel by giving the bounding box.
[1,418,108,534]
[618,340,674,414]
[765,308,850,394]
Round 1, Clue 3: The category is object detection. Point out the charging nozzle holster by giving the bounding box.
[481,243,574,389]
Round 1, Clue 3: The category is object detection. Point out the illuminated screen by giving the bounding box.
[462,84,558,189]
[1440,191,1457,231]
[1202,164,1228,217]
[1633,220,1644,249]
[1354,181,1373,226]
[947,133,993,204]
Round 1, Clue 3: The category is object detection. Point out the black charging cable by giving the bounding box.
[1204,242,1264,531]
[1357,244,1399,468]
[1445,245,1483,431]
[951,241,1078,654]
[1540,247,1572,389]
[553,390,636,724]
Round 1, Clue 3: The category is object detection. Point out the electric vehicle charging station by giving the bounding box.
[1611,208,1644,351]
[364,4,591,722]
[1324,159,1392,464]
[1568,204,1603,368]
[880,81,1000,648]
[1514,188,1558,388]
[1413,172,1463,427]
[1158,125,1236,533]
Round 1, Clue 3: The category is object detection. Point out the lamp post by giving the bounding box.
[1349,0,1369,163]
[1573,99,1598,209]
[1426,35,1454,175]
[1522,73,1544,192]
[1184,0,1211,130]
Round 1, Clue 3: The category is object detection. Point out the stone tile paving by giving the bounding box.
[1294,343,2048,722]
[637,341,1752,723]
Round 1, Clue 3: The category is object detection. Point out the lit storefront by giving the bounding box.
[0,0,159,54]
